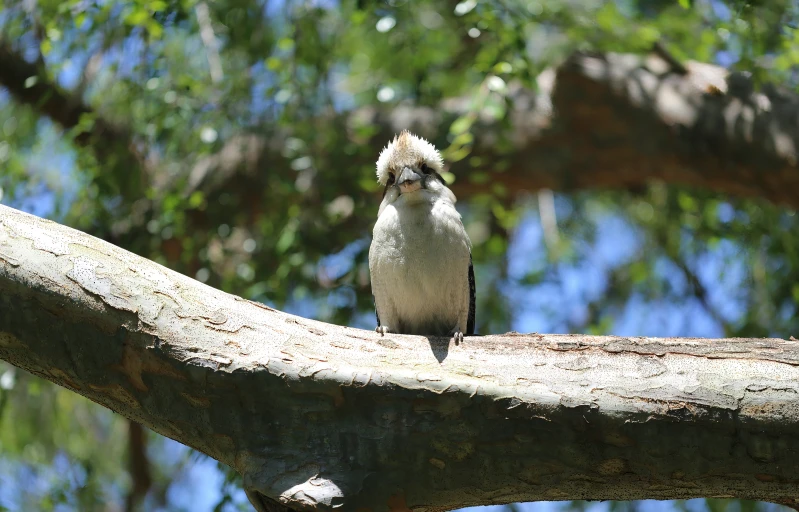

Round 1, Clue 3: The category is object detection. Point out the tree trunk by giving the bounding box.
[1,203,798,511]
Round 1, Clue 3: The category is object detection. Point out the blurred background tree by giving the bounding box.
[0,0,798,510]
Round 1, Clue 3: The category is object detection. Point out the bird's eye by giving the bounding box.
[420,163,430,174]
[387,172,396,185]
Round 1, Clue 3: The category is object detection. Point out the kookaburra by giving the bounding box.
[368,130,475,342]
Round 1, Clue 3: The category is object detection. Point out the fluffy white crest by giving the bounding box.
[375,130,444,185]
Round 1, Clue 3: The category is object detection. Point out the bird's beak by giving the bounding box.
[397,167,423,194]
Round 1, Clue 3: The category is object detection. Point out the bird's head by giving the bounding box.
[375,130,454,210]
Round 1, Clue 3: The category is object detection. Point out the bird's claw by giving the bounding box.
[452,331,464,344]
[375,326,391,336]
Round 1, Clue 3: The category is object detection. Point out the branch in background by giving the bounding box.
[20,0,48,71]
[0,42,147,189]
[2,39,799,214]
[651,41,688,75]
[245,47,799,212]
[562,264,630,334]
[195,2,224,84]
[73,41,109,101]
[671,255,733,336]
[651,227,734,336]
[2,204,799,511]
[125,421,152,512]
[537,188,560,252]
[450,50,799,210]
[2,39,799,228]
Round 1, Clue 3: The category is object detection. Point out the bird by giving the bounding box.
[368,130,475,343]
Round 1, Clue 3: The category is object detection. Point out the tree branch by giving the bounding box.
[1,203,799,511]
[182,49,799,214]
[449,51,799,209]
[195,2,224,85]
[125,420,153,512]
[3,40,799,214]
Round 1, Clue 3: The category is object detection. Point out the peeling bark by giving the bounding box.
[1,203,799,511]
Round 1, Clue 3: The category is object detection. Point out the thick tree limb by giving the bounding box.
[520,52,799,208]
[2,203,799,510]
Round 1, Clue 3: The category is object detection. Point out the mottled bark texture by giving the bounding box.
[1,203,799,512]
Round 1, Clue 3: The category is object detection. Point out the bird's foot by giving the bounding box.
[375,326,391,336]
[452,331,464,345]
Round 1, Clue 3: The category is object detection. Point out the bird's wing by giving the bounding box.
[374,295,381,328]
[467,253,476,335]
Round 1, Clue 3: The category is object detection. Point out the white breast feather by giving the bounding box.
[369,194,471,336]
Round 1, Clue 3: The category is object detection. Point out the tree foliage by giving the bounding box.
[0,0,798,510]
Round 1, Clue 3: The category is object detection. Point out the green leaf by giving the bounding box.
[277,37,295,51]
[40,39,53,56]
[149,0,168,11]
[147,20,164,38]
[449,115,474,135]
[124,7,150,26]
